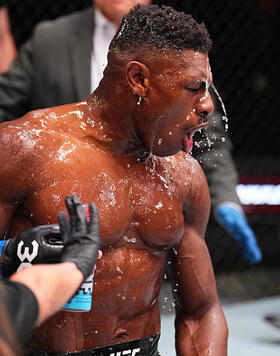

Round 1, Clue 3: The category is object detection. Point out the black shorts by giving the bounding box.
[28,334,161,356]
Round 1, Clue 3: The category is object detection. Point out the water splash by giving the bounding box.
[211,84,229,132]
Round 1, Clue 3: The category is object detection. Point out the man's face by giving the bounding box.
[93,0,151,26]
[139,50,214,157]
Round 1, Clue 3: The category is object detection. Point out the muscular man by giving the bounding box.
[0,0,262,264]
[0,5,227,355]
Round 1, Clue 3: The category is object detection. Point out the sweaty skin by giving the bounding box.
[0,49,227,355]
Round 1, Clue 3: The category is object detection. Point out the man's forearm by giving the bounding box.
[175,303,228,356]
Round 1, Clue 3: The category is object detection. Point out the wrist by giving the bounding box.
[61,262,84,283]
[214,202,244,225]
[215,202,244,215]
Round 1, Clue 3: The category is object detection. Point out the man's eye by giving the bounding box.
[187,87,199,93]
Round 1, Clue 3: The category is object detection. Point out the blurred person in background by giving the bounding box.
[0,0,17,73]
[0,194,101,356]
[0,0,262,264]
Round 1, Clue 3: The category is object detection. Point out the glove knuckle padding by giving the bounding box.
[1,224,63,277]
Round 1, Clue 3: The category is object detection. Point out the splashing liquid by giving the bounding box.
[211,84,229,133]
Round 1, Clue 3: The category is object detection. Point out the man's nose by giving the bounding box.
[197,91,214,119]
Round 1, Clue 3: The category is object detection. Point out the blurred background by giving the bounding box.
[2,0,280,352]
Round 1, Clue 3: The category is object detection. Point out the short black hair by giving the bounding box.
[110,4,212,54]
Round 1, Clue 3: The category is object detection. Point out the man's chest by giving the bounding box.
[18,157,186,249]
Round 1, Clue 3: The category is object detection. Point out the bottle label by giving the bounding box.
[63,273,94,312]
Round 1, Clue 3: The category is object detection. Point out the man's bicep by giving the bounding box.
[0,129,20,236]
[0,200,15,238]
[171,227,218,316]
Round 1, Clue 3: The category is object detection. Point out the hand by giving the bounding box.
[0,224,63,277]
[216,205,262,264]
[58,195,100,279]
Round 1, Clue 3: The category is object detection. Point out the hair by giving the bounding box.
[110,4,212,54]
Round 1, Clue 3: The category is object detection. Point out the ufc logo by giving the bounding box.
[110,348,140,356]
[17,240,39,271]
[80,273,93,294]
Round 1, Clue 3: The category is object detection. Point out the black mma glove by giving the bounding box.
[0,224,63,278]
[58,195,100,280]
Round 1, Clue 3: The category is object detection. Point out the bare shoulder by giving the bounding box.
[0,101,86,153]
[0,108,59,156]
[0,106,74,197]
[163,151,208,190]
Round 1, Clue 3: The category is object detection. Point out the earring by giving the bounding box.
[137,96,142,106]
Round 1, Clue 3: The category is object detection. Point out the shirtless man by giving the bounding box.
[0,4,228,356]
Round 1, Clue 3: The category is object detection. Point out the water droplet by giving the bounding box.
[168,131,173,136]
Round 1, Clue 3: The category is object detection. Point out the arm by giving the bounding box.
[0,122,29,236]
[171,162,228,356]
[9,262,83,326]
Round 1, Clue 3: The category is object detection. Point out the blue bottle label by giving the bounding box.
[63,273,94,312]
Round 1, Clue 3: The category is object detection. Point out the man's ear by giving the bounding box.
[125,61,150,97]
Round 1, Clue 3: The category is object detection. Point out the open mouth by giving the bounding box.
[182,122,209,153]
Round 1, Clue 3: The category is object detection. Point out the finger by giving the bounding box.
[88,202,100,234]
[65,195,76,233]
[58,211,70,245]
[72,195,87,232]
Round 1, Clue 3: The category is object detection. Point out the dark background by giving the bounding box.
[3,1,280,294]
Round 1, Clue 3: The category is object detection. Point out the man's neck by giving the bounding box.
[85,89,148,159]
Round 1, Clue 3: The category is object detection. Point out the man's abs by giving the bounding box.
[28,248,165,353]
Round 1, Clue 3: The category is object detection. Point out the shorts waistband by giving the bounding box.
[29,334,160,356]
